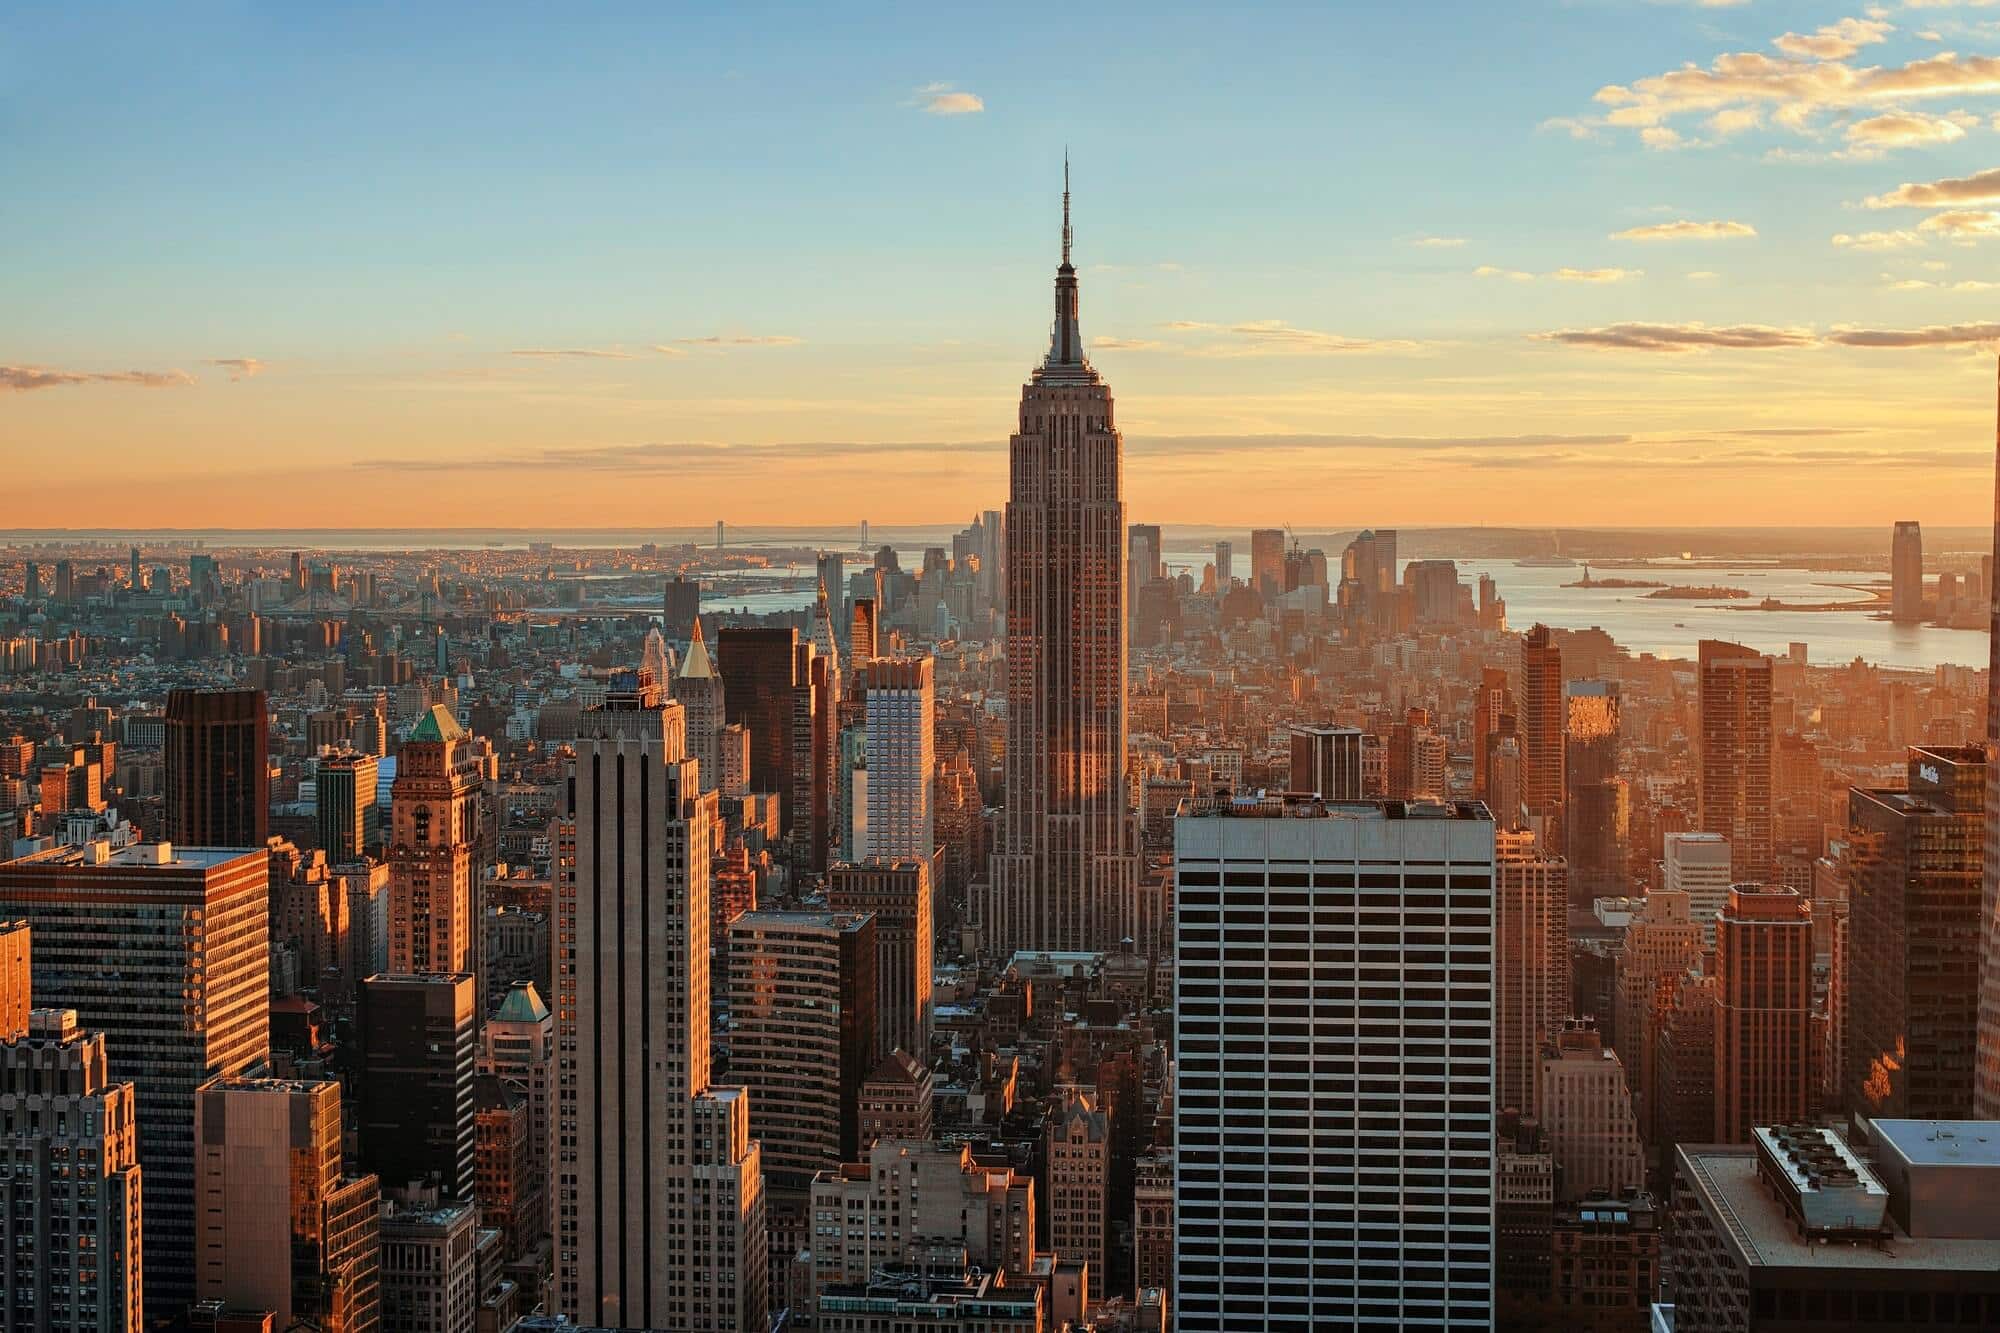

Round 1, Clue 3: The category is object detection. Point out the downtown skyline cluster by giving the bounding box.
[12,22,2000,1330]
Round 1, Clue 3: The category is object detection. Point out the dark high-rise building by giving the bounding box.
[1891,518,1924,623]
[1472,666,1514,807]
[316,750,380,864]
[165,687,270,848]
[1845,744,1984,1120]
[356,971,476,1201]
[1520,624,1565,851]
[827,859,932,1063]
[0,842,270,1321]
[718,626,802,822]
[1564,679,1625,901]
[981,171,1140,957]
[1713,886,1813,1143]
[663,577,701,641]
[1288,725,1363,800]
[1699,640,1774,884]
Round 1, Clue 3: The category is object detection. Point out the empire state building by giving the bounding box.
[981,169,1140,956]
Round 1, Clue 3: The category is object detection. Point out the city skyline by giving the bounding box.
[13,4,2000,526]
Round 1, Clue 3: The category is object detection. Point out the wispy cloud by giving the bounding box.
[1865,165,2000,208]
[1161,320,1422,355]
[1613,219,1757,241]
[1825,321,2000,346]
[510,347,641,360]
[1474,266,1641,282]
[912,82,984,115]
[1845,110,1974,148]
[1833,229,1927,249]
[1090,336,1163,351]
[1772,18,1894,61]
[203,357,265,380]
[1534,322,1815,351]
[1407,235,1469,248]
[1919,208,2000,237]
[667,334,804,347]
[1,364,196,394]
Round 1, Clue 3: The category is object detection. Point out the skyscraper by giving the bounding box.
[1665,831,1733,945]
[317,749,380,864]
[356,972,477,1201]
[1472,666,1513,804]
[557,692,766,1329]
[1173,795,1497,1331]
[1496,829,1568,1118]
[0,842,270,1320]
[983,172,1140,957]
[0,1008,145,1333]
[1844,744,1984,1120]
[1614,889,1703,1140]
[858,656,934,863]
[1249,528,1286,600]
[671,617,725,792]
[1538,1019,1644,1203]
[662,576,701,641]
[827,858,934,1063]
[1212,539,1232,591]
[1713,885,1813,1143]
[164,686,269,849]
[1564,679,1624,901]
[1891,519,1924,623]
[194,1076,382,1333]
[1698,640,1774,885]
[1520,624,1565,852]
[388,705,481,976]
[726,909,877,1188]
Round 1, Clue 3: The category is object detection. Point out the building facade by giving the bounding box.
[982,175,1140,960]
[388,705,481,976]
[1173,796,1497,1331]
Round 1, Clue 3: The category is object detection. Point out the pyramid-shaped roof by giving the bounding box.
[408,703,466,743]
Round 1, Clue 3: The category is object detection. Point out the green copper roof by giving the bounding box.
[494,979,549,1024]
[409,703,467,743]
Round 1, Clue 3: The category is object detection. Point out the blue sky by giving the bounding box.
[7,1,2000,527]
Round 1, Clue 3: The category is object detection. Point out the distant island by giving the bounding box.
[1645,585,1751,600]
[1566,575,1667,589]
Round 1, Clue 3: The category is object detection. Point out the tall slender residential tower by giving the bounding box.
[1519,625,1565,852]
[672,618,725,792]
[1891,519,1924,623]
[1698,641,1774,885]
[982,167,1140,957]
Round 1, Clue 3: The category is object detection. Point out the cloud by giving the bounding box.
[510,347,641,360]
[1589,43,2000,144]
[1832,228,1926,248]
[0,364,196,393]
[1642,126,1687,149]
[203,357,265,381]
[1865,165,2000,208]
[1162,320,1422,355]
[913,82,984,115]
[1090,336,1162,350]
[1825,321,2000,345]
[1886,276,2000,289]
[1687,270,1720,278]
[1123,432,1637,457]
[1408,235,1468,248]
[1552,267,1643,282]
[1613,219,1757,241]
[668,334,804,347]
[1919,208,2000,236]
[1845,110,1973,147]
[1772,18,1894,60]
[1475,265,1536,281]
[1539,116,1603,140]
[1533,321,1816,351]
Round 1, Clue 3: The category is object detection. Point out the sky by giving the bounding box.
[8,0,2000,530]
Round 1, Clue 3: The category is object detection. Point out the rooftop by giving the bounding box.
[1870,1119,2000,1169]
[1678,1145,2000,1272]
[8,841,257,871]
[1179,792,1493,821]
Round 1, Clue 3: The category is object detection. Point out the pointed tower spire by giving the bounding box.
[1045,156,1085,371]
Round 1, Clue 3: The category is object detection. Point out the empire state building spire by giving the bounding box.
[1045,156,1087,373]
